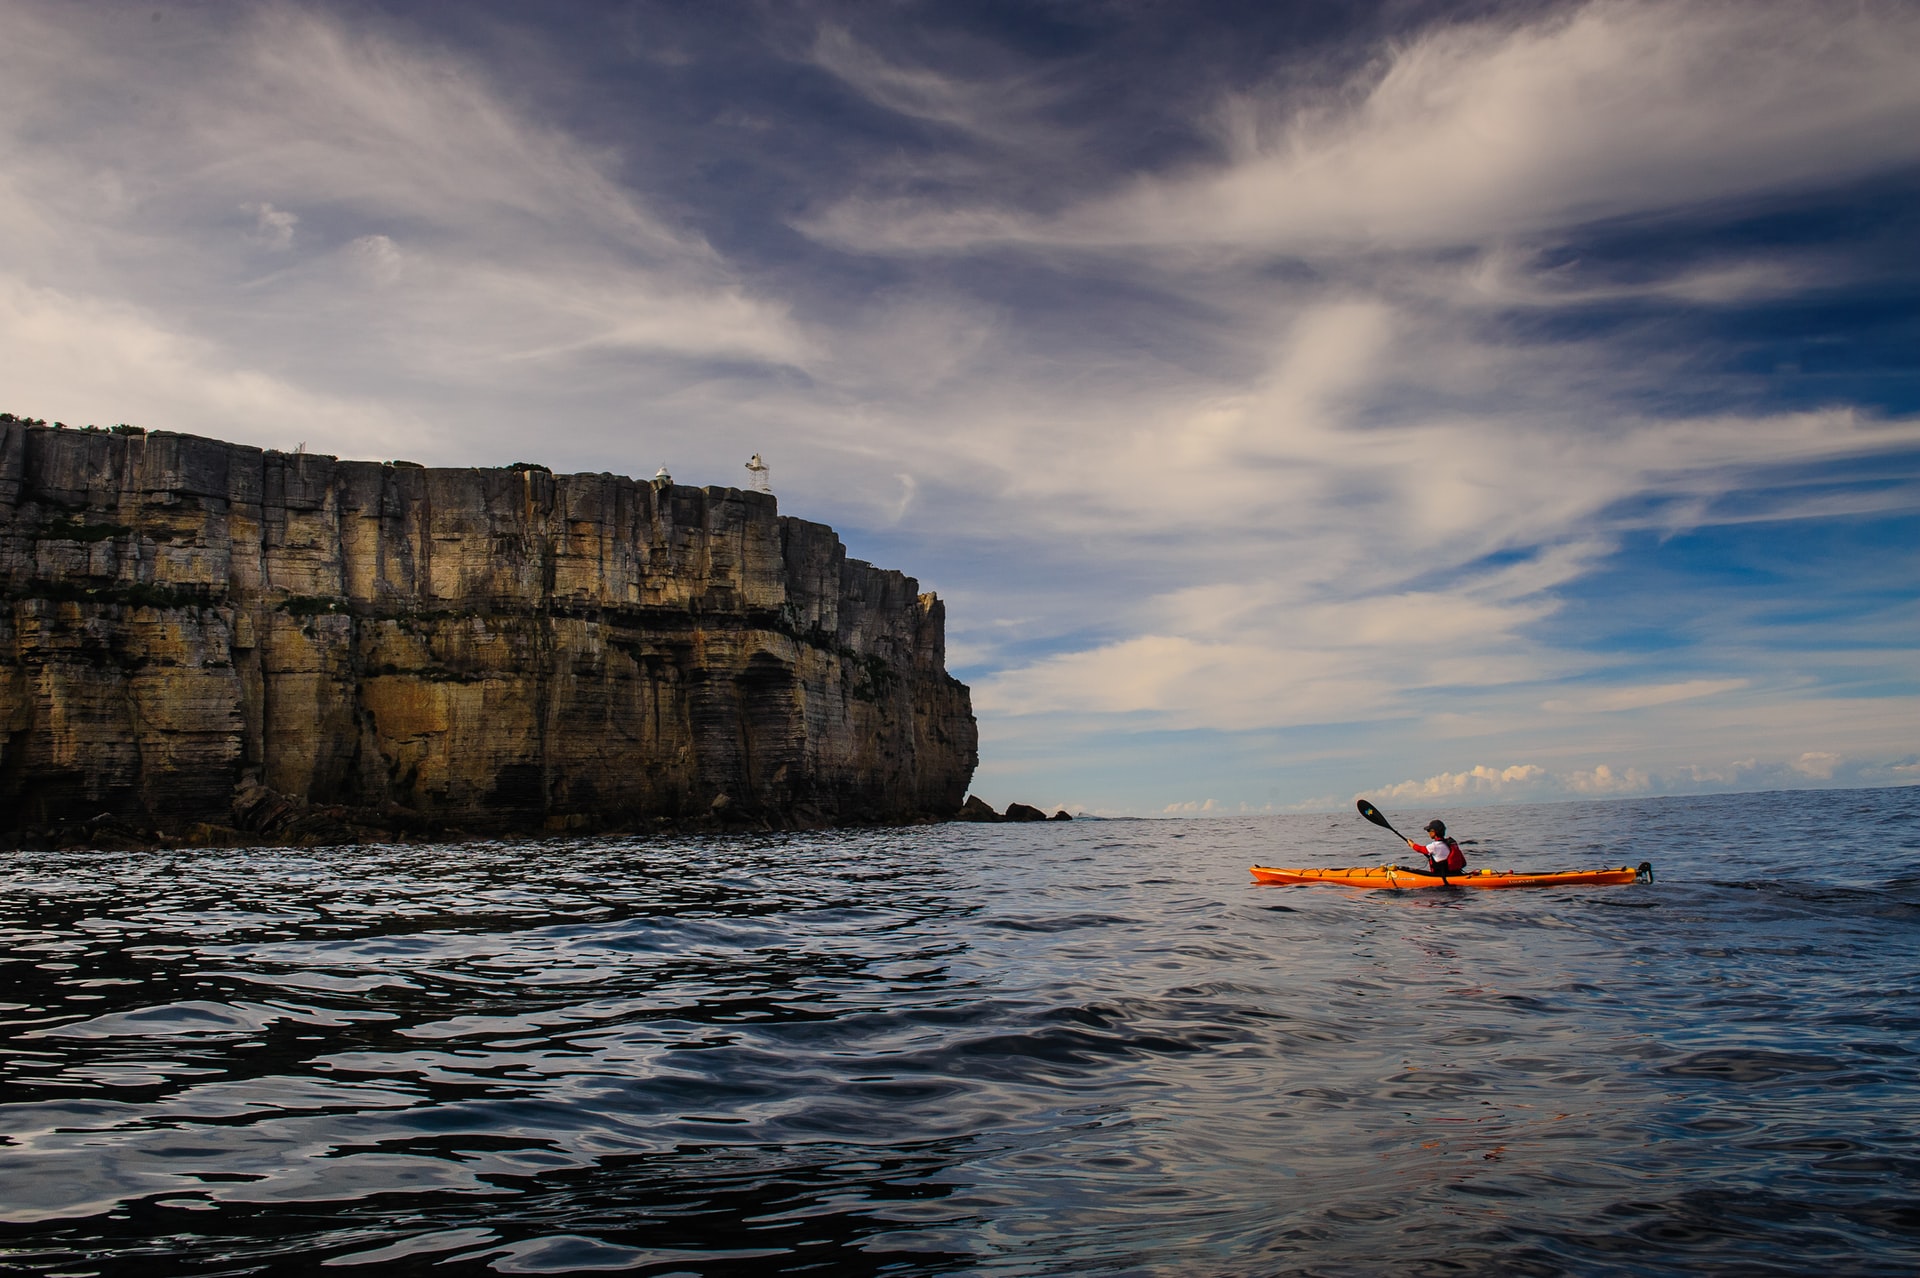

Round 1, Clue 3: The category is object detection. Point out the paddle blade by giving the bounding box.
[1355,798,1393,829]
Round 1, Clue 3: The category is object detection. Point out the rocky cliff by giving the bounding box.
[0,420,977,842]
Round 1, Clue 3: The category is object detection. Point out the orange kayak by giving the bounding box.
[1250,863,1653,890]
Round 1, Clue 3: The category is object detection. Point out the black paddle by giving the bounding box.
[1355,797,1413,846]
[1356,798,1449,878]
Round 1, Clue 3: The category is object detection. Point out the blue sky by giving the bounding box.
[2,0,1915,813]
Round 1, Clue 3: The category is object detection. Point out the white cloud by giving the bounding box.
[1541,679,1749,714]
[809,0,1920,256]
[0,276,434,458]
[1369,762,1654,803]
[1371,764,1553,802]
[0,0,810,451]
[962,385,1918,740]
[1560,763,1654,795]
[348,234,403,285]
[1789,751,1843,780]
[971,585,1560,733]
[222,7,698,260]
[245,202,299,250]
[1358,740,1920,809]
[1454,247,1828,310]
[808,24,1062,146]
[887,473,919,522]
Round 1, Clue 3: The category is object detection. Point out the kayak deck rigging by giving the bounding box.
[1249,862,1654,890]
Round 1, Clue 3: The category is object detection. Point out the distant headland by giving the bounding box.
[0,417,978,848]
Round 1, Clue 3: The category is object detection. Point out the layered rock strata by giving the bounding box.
[0,421,977,841]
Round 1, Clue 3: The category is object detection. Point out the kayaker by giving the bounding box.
[1407,819,1467,877]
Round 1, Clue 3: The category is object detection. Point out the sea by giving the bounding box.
[1,785,1916,1276]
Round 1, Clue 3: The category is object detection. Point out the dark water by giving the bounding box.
[2,787,1917,1276]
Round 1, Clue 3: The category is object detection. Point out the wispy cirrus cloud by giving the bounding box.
[0,0,808,446]
[806,23,1065,147]
[1541,679,1749,714]
[805,0,1920,256]
[0,276,437,459]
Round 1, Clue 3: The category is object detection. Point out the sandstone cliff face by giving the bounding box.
[0,422,977,837]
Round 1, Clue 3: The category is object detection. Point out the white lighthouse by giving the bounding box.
[745,453,770,493]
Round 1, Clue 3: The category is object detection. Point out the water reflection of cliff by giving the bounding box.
[0,420,977,844]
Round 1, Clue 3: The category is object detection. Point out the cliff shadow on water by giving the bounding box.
[0,420,977,847]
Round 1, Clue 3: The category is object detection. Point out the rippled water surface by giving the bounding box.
[3,787,1918,1275]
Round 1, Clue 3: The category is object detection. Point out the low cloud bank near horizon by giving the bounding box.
[1360,751,1920,805]
[1,0,1915,812]
[1121,754,1918,821]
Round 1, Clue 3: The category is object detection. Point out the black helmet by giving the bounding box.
[1424,819,1446,836]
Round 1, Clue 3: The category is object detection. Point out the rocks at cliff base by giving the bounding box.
[952,796,1073,823]
[231,775,299,836]
[954,795,1002,822]
[0,421,979,844]
[228,775,401,845]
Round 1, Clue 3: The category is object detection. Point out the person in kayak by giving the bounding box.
[1405,820,1467,877]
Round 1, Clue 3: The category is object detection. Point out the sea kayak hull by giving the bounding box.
[1249,864,1651,890]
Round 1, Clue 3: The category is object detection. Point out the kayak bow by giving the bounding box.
[1249,862,1654,890]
